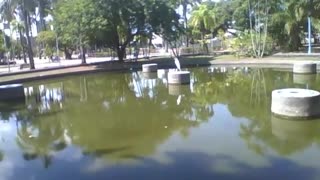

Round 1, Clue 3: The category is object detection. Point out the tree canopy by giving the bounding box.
[2,0,320,65]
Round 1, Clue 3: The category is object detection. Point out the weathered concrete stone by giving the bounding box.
[168,71,190,85]
[293,63,317,74]
[271,88,320,118]
[0,84,25,101]
[142,64,158,73]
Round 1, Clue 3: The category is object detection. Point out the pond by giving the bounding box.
[0,67,320,180]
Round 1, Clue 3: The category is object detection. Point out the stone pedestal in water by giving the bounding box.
[168,71,190,85]
[0,84,25,101]
[271,88,320,118]
[142,64,158,73]
[293,63,317,74]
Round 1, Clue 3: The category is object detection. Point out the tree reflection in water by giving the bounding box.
[193,67,320,156]
[3,68,319,169]
[16,82,68,168]
[61,72,212,164]
[0,70,214,168]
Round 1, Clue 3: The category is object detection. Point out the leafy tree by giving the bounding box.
[11,20,27,63]
[189,4,216,53]
[146,0,184,57]
[53,0,101,63]
[36,30,56,58]
[92,0,152,62]
[92,0,182,62]
[0,0,35,68]
[170,0,202,47]
[0,31,6,59]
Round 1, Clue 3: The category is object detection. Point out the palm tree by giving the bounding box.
[16,120,66,168]
[270,0,320,51]
[270,1,303,51]
[0,0,36,69]
[37,0,50,32]
[189,4,216,53]
[180,0,202,47]
[11,20,27,63]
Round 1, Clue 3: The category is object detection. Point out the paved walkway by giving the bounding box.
[212,57,320,66]
[0,55,320,85]
[0,53,167,74]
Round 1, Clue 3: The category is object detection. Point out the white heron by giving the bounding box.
[174,57,181,71]
[176,95,182,105]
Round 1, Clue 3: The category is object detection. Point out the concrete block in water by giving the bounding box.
[168,71,190,85]
[0,84,25,101]
[271,88,320,118]
[142,64,158,73]
[293,63,317,74]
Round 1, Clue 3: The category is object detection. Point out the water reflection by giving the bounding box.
[142,72,158,80]
[168,85,191,96]
[13,72,212,168]
[25,83,65,114]
[293,74,317,89]
[0,68,320,179]
[271,116,320,155]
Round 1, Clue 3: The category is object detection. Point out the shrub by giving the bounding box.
[230,31,275,58]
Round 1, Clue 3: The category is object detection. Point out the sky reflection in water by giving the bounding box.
[0,67,320,180]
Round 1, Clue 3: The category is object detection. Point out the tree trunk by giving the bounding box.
[64,47,72,60]
[22,0,35,69]
[80,45,86,64]
[117,47,126,62]
[201,32,209,54]
[182,2,189,47]
[288,27,301,51]
[38,0,46,32]
[18,28,27,63]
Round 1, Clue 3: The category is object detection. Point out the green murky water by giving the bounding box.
[0,67,320,180]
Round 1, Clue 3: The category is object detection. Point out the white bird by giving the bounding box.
[177,95,182,105]
[174,57,181,71]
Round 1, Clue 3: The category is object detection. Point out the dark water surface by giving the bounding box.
[0,67,320,180]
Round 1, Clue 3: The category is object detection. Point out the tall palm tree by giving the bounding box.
[190,4,216,53]
[0,0,36,69]
[21,0,35,69]
[180,0,202,47]
[11,19,27,63]
[270,0,320,51]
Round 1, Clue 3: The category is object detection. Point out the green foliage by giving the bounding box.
[148,0,184,46]
[53,0,101,60]
[54,0,181,61]
[189,4,216,34]
[230,31,274,58]
[79,0,183,60]
[0,32,5,55]
[37,30,56,56]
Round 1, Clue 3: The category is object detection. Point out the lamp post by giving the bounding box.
[308,0,313,54]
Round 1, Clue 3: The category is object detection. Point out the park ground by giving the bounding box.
[0,53,320,85]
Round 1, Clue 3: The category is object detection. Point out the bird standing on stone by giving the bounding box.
[174,57,181,71]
